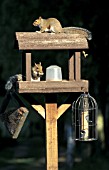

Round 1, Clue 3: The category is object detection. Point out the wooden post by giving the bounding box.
[75,52,81,80]
[45,95,58,170]
[69,50,74,81]
[22,52,31,81]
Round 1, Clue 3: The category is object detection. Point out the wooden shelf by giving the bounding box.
[16,80,88,93]
[15,32,89,50]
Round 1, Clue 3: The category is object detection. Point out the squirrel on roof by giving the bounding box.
[33,16,92,40]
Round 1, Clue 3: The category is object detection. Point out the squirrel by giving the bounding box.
[33,16,92,40]
[31,62,44,81]
[5,62,44,91]
[33,16,63,33]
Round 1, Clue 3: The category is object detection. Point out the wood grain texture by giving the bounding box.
[45,103,58,170]
[75,52,81,80]
[57,104,71,119]
[15,32,89,50]
[16,80,88,93]
[25,53,31,81]
[69,51,74,80]
[31,105,45,119]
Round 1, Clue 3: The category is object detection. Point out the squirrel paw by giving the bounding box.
[35,31,41,33]
[50,32,55,34]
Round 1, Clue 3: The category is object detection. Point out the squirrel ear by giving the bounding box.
[39,16,42,19]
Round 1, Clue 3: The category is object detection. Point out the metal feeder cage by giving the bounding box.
[72,93,98,141]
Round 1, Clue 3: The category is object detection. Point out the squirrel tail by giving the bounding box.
[62,27,92,40]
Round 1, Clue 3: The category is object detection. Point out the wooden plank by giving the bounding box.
[75,52,81,80]
[45,103,58,170]
[31,104,71,120]
[16,32,86,40]
[31,105,45,119]
[15,32,89,50]
[26,53,31,81]
[16,80,89,93]
[21,52,31,81]
[22,52,26,81]
[69,50,74,80]
[31,103,72,120]
[57,104,71,119]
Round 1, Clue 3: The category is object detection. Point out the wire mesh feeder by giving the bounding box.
[72,93,98,141]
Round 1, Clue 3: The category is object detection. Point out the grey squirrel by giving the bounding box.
[5,62,44,91]
[33,16,92,40]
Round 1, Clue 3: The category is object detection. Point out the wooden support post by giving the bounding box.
[25,53,31,81]
[22,52,31,81]
[45,95,58,170]
[69,50,74,81]
[75,52,81,80]
[32,105,45,119]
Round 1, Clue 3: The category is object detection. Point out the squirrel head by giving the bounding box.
[33,16,42,27]
[32,62,44,80]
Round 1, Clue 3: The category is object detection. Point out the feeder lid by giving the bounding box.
[46,65,62,81]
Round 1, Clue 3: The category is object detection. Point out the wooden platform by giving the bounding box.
[16,80,88,93]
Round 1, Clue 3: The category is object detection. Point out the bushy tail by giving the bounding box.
[63,27,92,40]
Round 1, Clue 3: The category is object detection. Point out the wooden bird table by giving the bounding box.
[15,32,89,170]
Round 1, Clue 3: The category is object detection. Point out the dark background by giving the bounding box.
[0,0,109,169]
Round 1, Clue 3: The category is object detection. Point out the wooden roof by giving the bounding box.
[15,32,89,50]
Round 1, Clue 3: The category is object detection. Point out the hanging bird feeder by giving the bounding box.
[72,93,98,141]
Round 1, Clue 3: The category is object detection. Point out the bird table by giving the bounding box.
[15,32,89,170]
